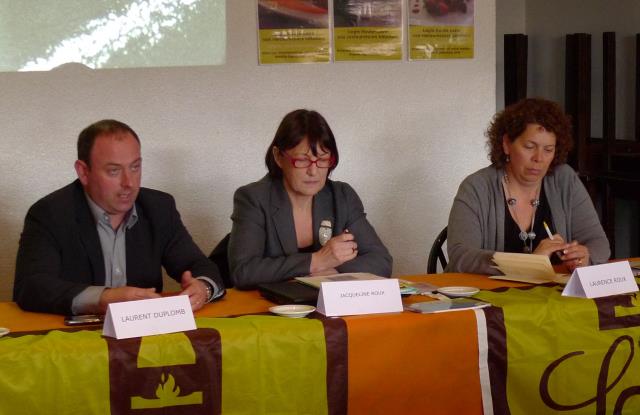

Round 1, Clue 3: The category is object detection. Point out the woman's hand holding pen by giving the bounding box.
[310,230,357,273]
[533,235,566,257]
[559,241,590,272]
[540,221,589,270]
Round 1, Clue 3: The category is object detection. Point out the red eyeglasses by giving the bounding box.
[280,150,336,169]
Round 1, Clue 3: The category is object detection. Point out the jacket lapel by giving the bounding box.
[313,182,336,240]
[271,179,299,255]
[73,181,106,285]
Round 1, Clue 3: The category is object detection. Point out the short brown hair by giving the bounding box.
[486,98,573,172]
[78,119,140,167]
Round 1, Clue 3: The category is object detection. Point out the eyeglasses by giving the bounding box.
[280,150,335,169]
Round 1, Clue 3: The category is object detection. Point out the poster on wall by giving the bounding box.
[257,0,330,64]
[408,0,474,60]
[333,0,403,61]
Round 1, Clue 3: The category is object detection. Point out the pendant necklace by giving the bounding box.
[502,173,541,253]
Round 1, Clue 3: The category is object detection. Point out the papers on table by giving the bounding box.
[490,252,569,285]
[295,272,386,289]
[398,279,439,295]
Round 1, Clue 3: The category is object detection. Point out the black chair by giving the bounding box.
[209,233,233,288]
[427,227,448,274]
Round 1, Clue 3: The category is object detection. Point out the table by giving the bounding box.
[0,273,523,415]
[6,271,640,415]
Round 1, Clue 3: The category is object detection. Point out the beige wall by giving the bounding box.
[0,1,496,301]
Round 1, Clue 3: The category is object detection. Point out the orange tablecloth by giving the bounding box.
[0,273,523,333]
[0,273,525,415]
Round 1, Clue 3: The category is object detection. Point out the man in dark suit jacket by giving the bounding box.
[14,120,224,315]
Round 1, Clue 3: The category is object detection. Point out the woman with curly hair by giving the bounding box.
[446,98,610,274]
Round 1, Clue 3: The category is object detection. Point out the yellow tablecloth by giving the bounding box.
[0,273,524,414]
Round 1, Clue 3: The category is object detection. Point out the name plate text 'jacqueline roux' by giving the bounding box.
[316,279,403,317]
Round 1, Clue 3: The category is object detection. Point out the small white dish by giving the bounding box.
[269,305,316,318]
[0,327,10,338]
[437,286,480,297]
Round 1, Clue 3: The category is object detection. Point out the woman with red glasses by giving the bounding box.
[228,109,392,288]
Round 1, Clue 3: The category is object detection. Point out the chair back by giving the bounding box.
[427,227,448,274]
[209,233,233,288]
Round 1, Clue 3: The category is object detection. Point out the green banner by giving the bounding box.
[0,315,339,415]
[198,316,329,414]
[0,330,110,414]
[476,285,640,415]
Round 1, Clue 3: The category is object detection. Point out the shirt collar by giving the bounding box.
[85,193,138,230]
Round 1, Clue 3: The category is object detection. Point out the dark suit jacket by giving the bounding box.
[229,175,392,288]
[14,180,223,314]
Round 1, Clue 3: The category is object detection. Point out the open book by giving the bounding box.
[295,272,385,289]
[491,252,570,284]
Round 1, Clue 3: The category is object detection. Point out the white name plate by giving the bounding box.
[562,261,638,299]
[316,279,403,317]
[103,295,196,339]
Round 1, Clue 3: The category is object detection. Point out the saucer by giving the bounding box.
[437,286,480,297]
[269,305,316,318]
[0,327,10,338]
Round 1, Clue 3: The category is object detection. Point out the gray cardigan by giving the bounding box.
[229,175,392,288]
[446,164,610,274]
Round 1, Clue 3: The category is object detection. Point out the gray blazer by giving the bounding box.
[446,164,610,274]
[229,175,392,288]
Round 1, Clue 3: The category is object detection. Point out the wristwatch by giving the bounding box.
[203,280,214,303]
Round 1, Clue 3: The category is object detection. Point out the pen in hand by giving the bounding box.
[543,221,563,259]
[543,221,554,240]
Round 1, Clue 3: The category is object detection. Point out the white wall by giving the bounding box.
[0,1,496,301]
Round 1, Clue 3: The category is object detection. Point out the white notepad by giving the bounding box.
[295,272,385,289]
[490,252,569,284]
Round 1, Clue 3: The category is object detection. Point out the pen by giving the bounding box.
[543,221,554,240]
[544,221,564,259]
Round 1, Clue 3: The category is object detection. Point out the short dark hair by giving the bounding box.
[265,109,339,178]
[77,119,140,166]
[486,98,573,172]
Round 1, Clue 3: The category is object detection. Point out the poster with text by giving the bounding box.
[408,0,474,60]
[258,0,330,64]
[333,0,403,61]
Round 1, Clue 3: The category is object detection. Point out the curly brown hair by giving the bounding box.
[486,98,573,172]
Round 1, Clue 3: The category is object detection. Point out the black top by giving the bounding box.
[298,245,316,254]
[504,183,555,255]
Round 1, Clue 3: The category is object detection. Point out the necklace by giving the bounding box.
[502,174,541,253]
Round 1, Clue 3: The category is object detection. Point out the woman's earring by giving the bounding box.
[505,154,510,163]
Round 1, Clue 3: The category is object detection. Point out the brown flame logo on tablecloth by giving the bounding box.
[106,328,221,415]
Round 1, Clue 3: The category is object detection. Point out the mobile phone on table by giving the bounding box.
[64,314,104,326]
